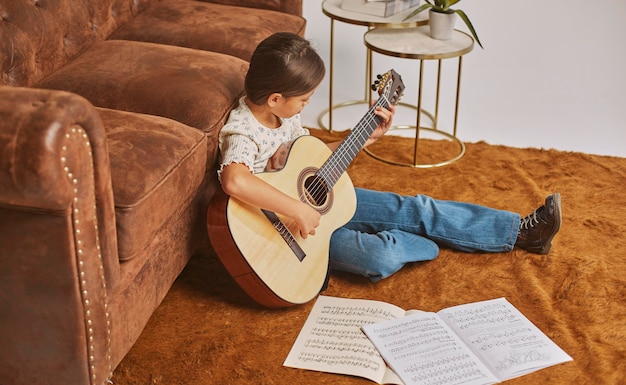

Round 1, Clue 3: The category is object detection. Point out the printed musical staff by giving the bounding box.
[296,352,382,371]
[284,296,407,384]
[363,298,573,385]
[286,296,572,385]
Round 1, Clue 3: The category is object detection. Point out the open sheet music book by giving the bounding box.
[284,296,572,385]
[362,297,573,385]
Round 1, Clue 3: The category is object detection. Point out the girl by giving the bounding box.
[217,32,561,282]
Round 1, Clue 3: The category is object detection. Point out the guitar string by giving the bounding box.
[308,101,381,200]
[311,96,391,198]
[305,95,392,203]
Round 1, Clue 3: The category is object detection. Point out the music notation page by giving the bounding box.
[363,298,573,385]
[364,310,499,385]
[284,295,407,384]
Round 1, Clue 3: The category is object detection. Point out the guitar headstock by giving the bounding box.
[372,69,405,106]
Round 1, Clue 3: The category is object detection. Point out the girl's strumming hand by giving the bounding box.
[220,163,318,239]
[294,202,321,239]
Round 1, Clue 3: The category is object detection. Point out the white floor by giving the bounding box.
[300,1,626,158]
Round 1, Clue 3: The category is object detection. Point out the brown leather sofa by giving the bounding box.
[0,1,304,384]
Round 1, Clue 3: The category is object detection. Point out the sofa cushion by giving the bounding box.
[34,40,248,134]
[98,108,207,261]
[108,0,306,61]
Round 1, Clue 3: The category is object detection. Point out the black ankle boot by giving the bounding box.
[515,193,562,254]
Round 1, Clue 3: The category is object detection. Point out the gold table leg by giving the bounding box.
[318,23,373,132]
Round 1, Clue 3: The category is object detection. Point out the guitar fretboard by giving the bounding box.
[317,96,390,189]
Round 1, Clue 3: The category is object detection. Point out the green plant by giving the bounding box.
[404,0,483,48]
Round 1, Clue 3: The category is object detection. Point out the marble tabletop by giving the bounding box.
[364,25,474,60]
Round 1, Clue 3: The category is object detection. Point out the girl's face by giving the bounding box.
[272,88,316,119]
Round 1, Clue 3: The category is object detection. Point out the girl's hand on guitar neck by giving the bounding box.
[365,104,395,148]
[325,104,396,152]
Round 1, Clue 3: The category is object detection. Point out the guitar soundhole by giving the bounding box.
[305,175,328,206]
[298,168,333,215]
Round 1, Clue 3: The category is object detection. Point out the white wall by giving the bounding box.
[301,0,626,157]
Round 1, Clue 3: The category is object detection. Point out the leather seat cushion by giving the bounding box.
[34,40,248,134]
[108,0,306,61]
[98,108,207,261]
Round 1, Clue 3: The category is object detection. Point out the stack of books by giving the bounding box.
[341,0,421,18]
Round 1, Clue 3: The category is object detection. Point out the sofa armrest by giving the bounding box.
[0,87,118,385]
[201,0,302,16]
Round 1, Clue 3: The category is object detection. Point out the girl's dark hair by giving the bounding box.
[245,32,326,105]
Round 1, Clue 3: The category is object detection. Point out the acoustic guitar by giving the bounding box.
[207,69,405,307]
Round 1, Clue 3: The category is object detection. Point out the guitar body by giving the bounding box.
[207,136,357,307]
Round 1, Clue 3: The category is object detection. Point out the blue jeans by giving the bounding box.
[329,188,520,281]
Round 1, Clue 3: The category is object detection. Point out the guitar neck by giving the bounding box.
[317,96,390,188]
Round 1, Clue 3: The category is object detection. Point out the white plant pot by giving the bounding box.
[429,9,457,41]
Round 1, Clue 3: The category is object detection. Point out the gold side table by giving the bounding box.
[363,26,474,168]
[320,0,427,132]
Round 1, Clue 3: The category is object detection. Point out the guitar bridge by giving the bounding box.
[261,209,306,262]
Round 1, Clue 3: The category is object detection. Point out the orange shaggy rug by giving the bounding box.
[112,129,626,385]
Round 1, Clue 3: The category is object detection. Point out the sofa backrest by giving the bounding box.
[0,0,155,87]
[203,0,301,16]
[0,0,302,88]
